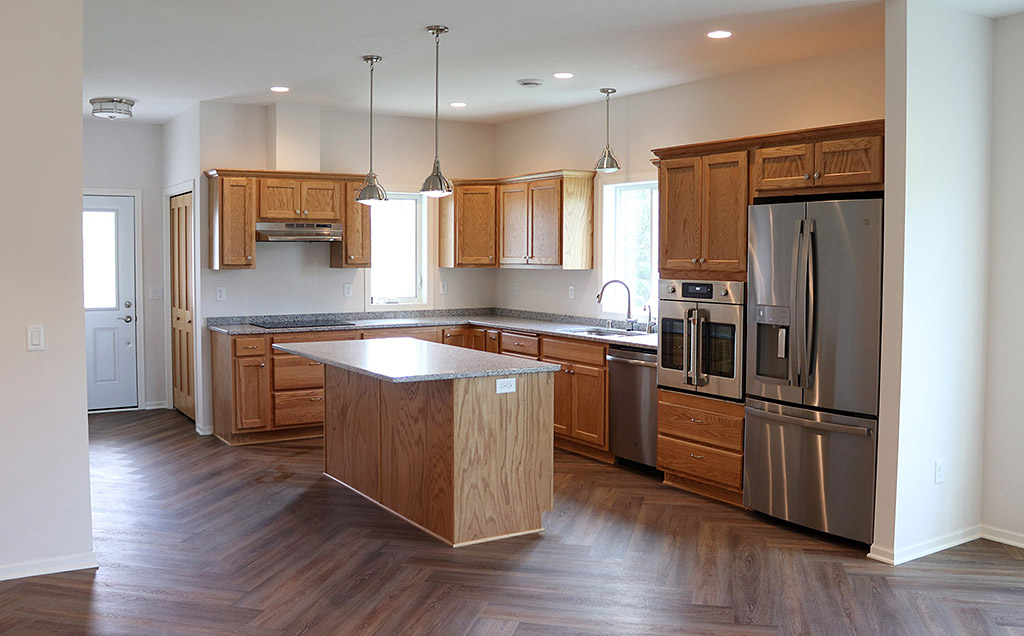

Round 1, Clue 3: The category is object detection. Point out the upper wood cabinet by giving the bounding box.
[753,135,883,192]
[659,151,747,277]
[329,182,371,268]
[208,175,256,270]
[260,178,342,221]
[498,171,594,269]
[439,184,497,267]
[499,182,530,266]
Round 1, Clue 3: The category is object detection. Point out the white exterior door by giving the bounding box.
[83,195,138,410]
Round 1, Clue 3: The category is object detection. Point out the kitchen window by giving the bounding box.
[602,181,659,316]
[369,193,425,305]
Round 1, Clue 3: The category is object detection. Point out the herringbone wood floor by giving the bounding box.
[1,410,1022,635]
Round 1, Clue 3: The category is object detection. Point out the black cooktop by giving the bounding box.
[249,320,356,329]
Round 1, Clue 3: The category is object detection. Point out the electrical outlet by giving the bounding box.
[148,286,163,300]
[496,378,516,394]
[26,325,44,351]
[216,287,226,301]
[512,282,518,296]
[440,281,448,295]
[934,460,945,484]
[343,283,353,298]
[568,285,575,300]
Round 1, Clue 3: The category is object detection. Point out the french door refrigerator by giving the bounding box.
[744,198,882,543]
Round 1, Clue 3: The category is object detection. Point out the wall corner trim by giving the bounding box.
[0,552,99,582]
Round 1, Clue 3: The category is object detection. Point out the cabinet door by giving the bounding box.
[659,157,702,273]
[221,177,256,268]
[343,181,372,266]
[701,151,748,273]
[442,326,469,348]
[469,327,487,351]
[571,363,607,448]
[456,185,497,266]
[300,180,342,221]
[499,183,529,265]
[814,136,883,187]
[552,364,572,437]
[260,178,301,220]
[752,144,814,191]
[485,329,501,353]
[528,178,562,266]
[234,357,270,431]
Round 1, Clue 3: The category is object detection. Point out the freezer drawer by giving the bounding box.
[743,399,877,543]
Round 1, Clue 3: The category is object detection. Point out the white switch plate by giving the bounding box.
[496,377,516,394]
[934,459,945,484]
[216,287,226,301]
[512,282,519,296]
[343,283,353,298]
[568,285,575,300]
[148,286,163,300]
[26,324,44,351]
[440,281,448,295]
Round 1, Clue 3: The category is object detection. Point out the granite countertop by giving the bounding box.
[210,314,658,350]
[274,338,561,383]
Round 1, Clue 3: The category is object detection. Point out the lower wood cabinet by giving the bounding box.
[541,337,608,451]
[361,326,441,342]
[441,326,469,347]
[657,389,745,506]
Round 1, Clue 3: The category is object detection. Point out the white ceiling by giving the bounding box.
[82,1,901,124]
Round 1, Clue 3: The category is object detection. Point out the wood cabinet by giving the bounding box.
[233,357,270,430]
[441,326,469,347]
[753,135,882,192]
[259,178,342,221]
[361,326,441,343]
[659,151,747,278]
[500,331,540,358]
[467,327,500,352]
[541,337,608,450]
[656,389,745,506]
[208,175,256,270]
[330,181,371,268]
[439,185,497,267]
[496,171,594,269]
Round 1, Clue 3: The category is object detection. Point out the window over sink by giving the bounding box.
[602,181,658,317]
[368,193,426,306]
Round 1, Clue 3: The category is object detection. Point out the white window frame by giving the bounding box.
[601,180,659,318]
[365,192,427,309]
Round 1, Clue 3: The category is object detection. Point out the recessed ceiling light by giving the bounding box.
[449,102,467,108]
[707,30,732,39]
[553,72,574,79]
[270,86,290,93]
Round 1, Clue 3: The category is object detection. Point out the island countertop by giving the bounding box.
[273,337,560,383]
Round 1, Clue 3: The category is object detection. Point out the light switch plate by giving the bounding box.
[148,286,163,300]
[496,378,516,394]
[934,459,945,484]
[568,285,575,300]
[440,282,448,295]
[26,324,44,351]
[343,283,353,298]
[216,287,226,301]
[512,282,519,296]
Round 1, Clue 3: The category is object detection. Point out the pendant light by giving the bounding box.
[420,25,452,198]
[594,88,620,173]
[356,55,388,203]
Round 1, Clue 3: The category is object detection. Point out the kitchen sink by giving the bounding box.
[560,327,650,337]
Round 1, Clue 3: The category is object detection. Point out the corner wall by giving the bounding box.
[0,0,96,580]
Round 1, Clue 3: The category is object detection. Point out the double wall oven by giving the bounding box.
[657,280,744,401]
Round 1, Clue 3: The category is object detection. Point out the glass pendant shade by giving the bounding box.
[358,55,387,203]
[421,25,453,198]
[594,87,621,173]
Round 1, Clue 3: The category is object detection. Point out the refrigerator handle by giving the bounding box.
[789,220,805,386]
[745,406,872,437]
[803,219,816,389]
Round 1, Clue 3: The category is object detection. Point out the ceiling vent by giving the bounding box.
[517,78,543,88]
[90,97,134,120]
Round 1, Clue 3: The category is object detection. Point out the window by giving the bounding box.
[82,209,118,309]
[601,181,658,317]
[369,193,425,305]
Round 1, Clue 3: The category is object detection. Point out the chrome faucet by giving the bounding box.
[642,304,656,333]
[596,279,636,330]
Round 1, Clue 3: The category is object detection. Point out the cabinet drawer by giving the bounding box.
[234,336,267,357]
[658,397,743,452]
[273,355,325,390]
[657,435,742,490]
[500,332,539,357]
[541,337,606,366]
[273,389,325,428]
[271,330,360,345]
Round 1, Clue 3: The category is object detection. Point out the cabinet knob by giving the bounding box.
[259,363,265,367]
[813,173,820,179]
[699,258,705,264]
[569,369,575,375]
[445,334,451,338]
[691,258,697,264]
[803,173,810,180]
[246,255,252,261]
[349,255,354,260]
[303,210,309,216]
[489,256,494,261]
[690,417,704,424]
[689,453,704,460]
[295,210,301,215]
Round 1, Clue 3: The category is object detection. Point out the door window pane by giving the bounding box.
[83,210,117,309]
[602,182,658,316]
[369,195,423,303]
[702,321,736,379]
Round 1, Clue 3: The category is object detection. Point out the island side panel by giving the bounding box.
[379,380,455,543]
[324,366,381,500]
[452,372,554,547]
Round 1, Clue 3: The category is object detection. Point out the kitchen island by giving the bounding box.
[274,337,559,547]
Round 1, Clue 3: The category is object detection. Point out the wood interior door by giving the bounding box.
[570,363,606,448]
[498,183,529,265]
[701,151,748,273]
[259,178,301,220]
[752,144,814,190]
[170,192,196,420]
[659,157,702,274]
[455,185,497,266]
[814,136,883,187]
[300,180,342,221]
[527,179,562,266]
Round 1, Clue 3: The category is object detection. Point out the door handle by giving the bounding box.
[117,315,133,323]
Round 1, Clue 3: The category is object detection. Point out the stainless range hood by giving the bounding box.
[255,222,344,242]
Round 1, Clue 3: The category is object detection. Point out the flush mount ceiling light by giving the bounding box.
[90,97,134,120]
[355,55,388,204]
[594,88,620,173]
[553,72,574,79]
[421,25,453,199]
[270,86,290,93]
[707,30,732,39]
[449,101,467,108]
[517,78,543,88]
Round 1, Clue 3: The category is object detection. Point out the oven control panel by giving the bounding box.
[659,280,744,305]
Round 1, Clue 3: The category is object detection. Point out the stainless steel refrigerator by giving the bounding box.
[744,198,882,543]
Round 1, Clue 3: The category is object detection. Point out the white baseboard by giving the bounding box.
[866,544,896,565]
[195,423,213,436]
[980,524,1024,549]
[874,525,982,565]
[0,551,98,582]
[143,401,169,410]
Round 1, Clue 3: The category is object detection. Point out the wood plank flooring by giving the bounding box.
[2,409,1023,634]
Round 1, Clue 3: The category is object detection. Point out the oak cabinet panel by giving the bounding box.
[659,158,702,273]
[330,181,371,268]
[751,145,814,191]
[273,389,326,428]
[234,357,270,431]
[552,364,572,437]
[497,171,594,269]
[527,179,562,266]
[499,183,530,265]
[500,332,540,358]
[260,179,302,220]
[362,327,441,343]
[300,180,342,221]
[210,176,256,270]
[570,363,606,448]
[440,185,497,267]
[442,326,469,348]
[469,327,487,351]
[272,355,325,391]
[541,338,608,450]
[485,329,501,353]
[753,136,883,192]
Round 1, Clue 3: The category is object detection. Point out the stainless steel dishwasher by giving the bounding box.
[607,346,658,467]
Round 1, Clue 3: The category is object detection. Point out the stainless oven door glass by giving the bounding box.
[657,300,695,390]
[695,302,744,400]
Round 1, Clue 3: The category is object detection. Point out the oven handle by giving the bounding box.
[696,311,707,387]
[688,308,698,386]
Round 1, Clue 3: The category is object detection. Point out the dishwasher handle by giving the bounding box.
[606,355,658,369]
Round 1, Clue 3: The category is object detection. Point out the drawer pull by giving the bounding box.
[308,362,322,366]
[689,453,704,460]
[690,417,704,424]
[309,397,323,401]
[243,345,259,349]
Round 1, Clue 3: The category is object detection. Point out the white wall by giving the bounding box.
[982,11,1024,547]
[83,120,166,408]
[0,0,96,580]
[490,45,885,318]
[871,0,992,565]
